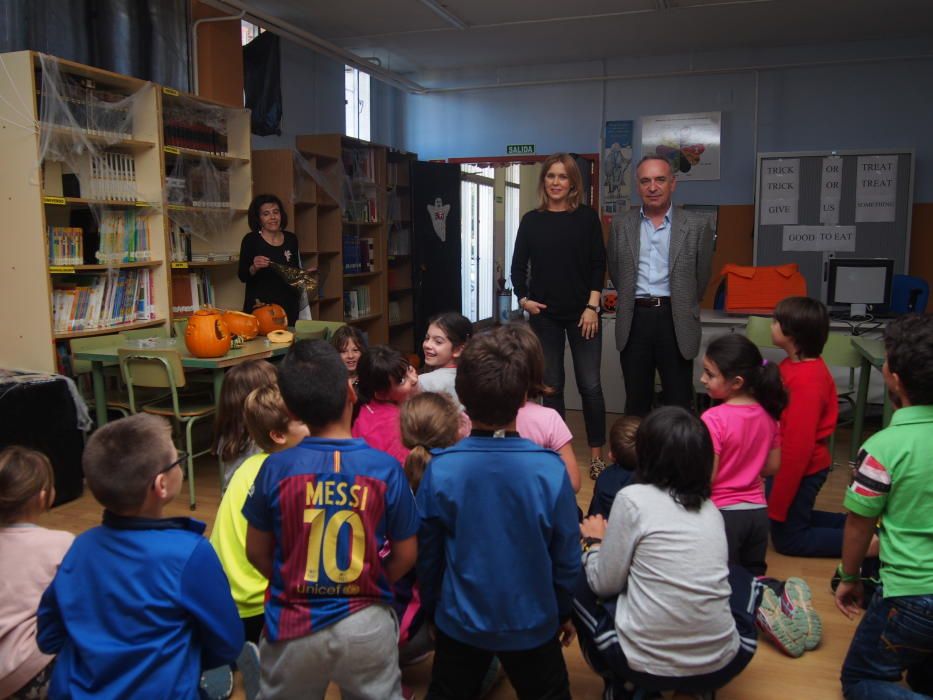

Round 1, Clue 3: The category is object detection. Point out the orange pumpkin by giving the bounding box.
[252,301,288,335]
[185,308,232,358]
[221,310,260,340]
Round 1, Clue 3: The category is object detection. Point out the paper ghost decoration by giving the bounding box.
[427,197,451,242]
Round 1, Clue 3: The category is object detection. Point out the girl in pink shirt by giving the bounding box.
[700,334,786,575]
[508,323,581,492]
[352,345,419,465]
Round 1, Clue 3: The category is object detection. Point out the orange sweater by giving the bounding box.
[768,358,838,522]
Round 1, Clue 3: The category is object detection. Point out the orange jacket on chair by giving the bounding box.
[721,263,807,313]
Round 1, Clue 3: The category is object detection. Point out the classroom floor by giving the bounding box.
[39,411,878,700]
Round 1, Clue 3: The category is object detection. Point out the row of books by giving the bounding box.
[82,151,137,201]
[342,233,376,273]
[343,148,376,181]
[345,197,379,223]
[52,269,156,333]
[38,75,133,138]
[343,285,372,319]
[165,166,231,208]
[169,222,192,262]
[163,111,229,155]
[97,211,154,264]
[47,227,84,265]
[171,270,215,314]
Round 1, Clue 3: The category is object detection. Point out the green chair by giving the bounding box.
[822,332,863,464]
[71,335,144,420]
[118,348,215,510]
[172,317,188,338]
[744,315,777,348]
[294,320,346,342]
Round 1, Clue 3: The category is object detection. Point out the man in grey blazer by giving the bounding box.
[607,156,714,415]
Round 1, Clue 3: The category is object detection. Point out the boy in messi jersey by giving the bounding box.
[836,314,933,698]
[243,340,419,699]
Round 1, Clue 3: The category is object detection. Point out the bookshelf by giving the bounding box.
[160,88,251,317]
[0,51,251,375]
[251,138,419,350]
[386,149,417,353]
[0,51,169,374]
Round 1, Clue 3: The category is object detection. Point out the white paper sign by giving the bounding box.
[820,156,842,224]
[761,159,800,200]
[782,225,856,252]
[856,155,897,222]
[761,198,798,226]
[820,198,840,225]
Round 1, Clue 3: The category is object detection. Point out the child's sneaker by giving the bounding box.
[756,588,805,658]
[589,457,606,480]
[782,577,822,651]
[235,641,261,700]
[200,665,234,700]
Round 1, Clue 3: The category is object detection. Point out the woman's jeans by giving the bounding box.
[529,313,606,447]
[841,588,933,699]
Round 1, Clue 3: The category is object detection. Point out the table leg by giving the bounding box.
[850,357,872,463]
[882,391,893,427]
[91,360,107,428]
[212,368,225,409]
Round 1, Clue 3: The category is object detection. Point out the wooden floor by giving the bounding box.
[39,411,878,699]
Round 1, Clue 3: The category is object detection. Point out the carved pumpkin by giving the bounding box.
[252,301,288,335]
[221,310,260,340]
[185,308,232,358]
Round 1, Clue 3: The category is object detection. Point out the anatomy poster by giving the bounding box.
[641,112,721,181]
[601,120,634,216]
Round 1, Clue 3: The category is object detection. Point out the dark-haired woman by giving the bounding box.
[572,407,764,697]
[238,193,302,325]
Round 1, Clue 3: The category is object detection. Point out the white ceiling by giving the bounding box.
[229,0,933,76]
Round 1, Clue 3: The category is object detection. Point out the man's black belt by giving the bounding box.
[634,296,670,308]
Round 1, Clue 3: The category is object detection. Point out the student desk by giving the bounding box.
[850,336,893,461]
[74,337,292,427]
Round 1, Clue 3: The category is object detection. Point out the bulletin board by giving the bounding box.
[753,149,914,302]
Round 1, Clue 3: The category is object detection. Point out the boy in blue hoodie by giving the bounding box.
[37,414,243,699]
[417,325,581,700]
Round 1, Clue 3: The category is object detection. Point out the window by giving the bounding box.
[504,164,521,310]
[345,67,370,141]
[240,20,263,46]
[460,165,495,322]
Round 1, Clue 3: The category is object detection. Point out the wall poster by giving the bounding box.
[641,111,721,181]
[601,120,633,217]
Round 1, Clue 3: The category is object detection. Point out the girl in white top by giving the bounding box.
[573,407,761,698]
[418,312,472,407]
[0,446,74,699]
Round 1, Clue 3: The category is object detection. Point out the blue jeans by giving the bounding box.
[841,589,933,699]
[769,468,845,558]
[529,313,606,447]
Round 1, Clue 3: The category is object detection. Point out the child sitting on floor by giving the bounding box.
[38,414,242,698]
[0,447,74,700]
[587,415,641,518]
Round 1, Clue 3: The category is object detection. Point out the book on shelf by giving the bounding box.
[342,231,361,273]
[169,222,192,262]
[359,237,375,273]
[188,251,238,263]
[388,301,401,324]
[163,108,228,155]
[166,162,231,208]
[47,226,84,265]
[388,227,411,256]
[51,269,156,332]
[171,270,215,314]
[343,289,359,319]
[75,151,137,201]
[38,72,133,138]
[345,196,378,223]
[96,210,153,263]
[342,148,375,181]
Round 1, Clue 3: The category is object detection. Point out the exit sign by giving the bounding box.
[507,144,535,155]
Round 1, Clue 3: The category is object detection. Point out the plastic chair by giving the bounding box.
[172,317,188,338]
[744,315,777,349]
[890,274,929,314]
[822,333,863,464]
[118,348,215,509]
[294,319,347,342]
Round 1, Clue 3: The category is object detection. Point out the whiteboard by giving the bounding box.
[753,149,914,304]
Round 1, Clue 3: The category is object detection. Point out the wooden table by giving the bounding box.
[849,335,892,461]
[74,337,292,427]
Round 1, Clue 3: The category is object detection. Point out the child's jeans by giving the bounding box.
[841,588,933,699]
[769,468,845,557]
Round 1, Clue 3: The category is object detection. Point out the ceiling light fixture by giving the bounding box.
[417,0,469,30]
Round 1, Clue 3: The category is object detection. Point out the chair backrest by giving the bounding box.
[822,332,862,369]
[70,334,121,375]
[744,315,776,348]
[120,326,170,340]
[118,347,187,415]
[294,320,346,342]
[890,274,929,314]
[172,317,188,338]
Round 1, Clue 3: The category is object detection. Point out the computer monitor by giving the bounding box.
[827,258,894,317]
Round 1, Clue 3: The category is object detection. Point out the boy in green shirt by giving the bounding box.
[836,314,933,699]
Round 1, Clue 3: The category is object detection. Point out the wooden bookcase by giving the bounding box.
[0,51,251,374]
[386,149,417,353]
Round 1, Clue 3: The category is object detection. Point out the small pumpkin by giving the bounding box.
[221,310,260,340]
[252,300,288,335]
[185,308,232,358]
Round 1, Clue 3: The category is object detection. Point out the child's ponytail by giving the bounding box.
[753,359,788,421]
[403,445,433,493]
[400,392,461,493]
